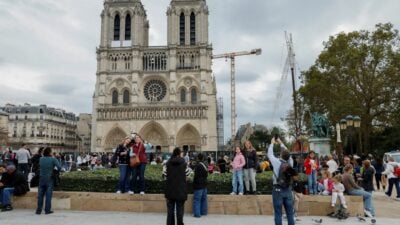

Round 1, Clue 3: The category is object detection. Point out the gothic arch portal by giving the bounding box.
[176,124,201,151]
[139,121,169,151]
[104,126,127,151]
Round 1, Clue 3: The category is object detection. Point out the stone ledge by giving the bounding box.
[13,192,363,216]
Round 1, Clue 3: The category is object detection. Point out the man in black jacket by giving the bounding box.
[192,153,208,218]
[0,164,29,211]
[163,147,191,225]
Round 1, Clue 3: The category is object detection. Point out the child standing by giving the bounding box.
[230,147,245,195]
[331,174,347,208]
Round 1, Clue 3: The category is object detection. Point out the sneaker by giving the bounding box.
[331,203,335,207]
[239,192,243,195]
[1,205,13,212]
[116,190,121,194]
[128,191,134,195]
[45,211,54,215]
[364,209,373,218]
[343,204,348,209]
[140,191,145,195]
[230,192,236,195]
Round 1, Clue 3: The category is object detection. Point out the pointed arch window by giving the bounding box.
[179,12,185,45]
[180,89,186,104]
[112,90,119,105]
[191,88,197,104]
[114,14,120,41]
[190,12,196,45]
[125,14,131,40]
[123,90,130,104]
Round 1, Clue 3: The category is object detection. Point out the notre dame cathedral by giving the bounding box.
[91,0,218,153]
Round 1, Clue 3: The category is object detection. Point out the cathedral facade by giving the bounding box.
[91,0,218,152]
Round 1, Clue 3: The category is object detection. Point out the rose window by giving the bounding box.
[144,80,167,102]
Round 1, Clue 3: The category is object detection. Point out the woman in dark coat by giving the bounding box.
[163,147,191,225]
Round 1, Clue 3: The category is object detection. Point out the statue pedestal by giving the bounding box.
[309,137,331,156]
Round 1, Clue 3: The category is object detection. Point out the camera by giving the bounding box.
[274,134,279,141]
[130,132,138,143]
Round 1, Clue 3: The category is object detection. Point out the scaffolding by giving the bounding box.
[217,97,224,151]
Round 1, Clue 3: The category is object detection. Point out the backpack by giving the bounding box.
[393,164,400,177]
[274,160,292,188]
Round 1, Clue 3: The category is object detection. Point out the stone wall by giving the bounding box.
[13,192,364,216]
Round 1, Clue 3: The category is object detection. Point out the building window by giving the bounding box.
[179,12,185,45]
[112,90,118,105]
[16,116,18,120]
[114,14,120,41]
[180,89,186,103]
[125,14,131,40]
[144,80,167,102]
[25,115,28,120]
[123,90,130,104]
[190,12,195,45]
[191,88,197,104]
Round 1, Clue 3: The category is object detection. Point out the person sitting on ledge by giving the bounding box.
[0,164,30,212]
[342,164,375,218]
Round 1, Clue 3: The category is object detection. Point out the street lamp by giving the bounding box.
[339,115,361,156]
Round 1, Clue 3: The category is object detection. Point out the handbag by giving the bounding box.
[130,144,143,168]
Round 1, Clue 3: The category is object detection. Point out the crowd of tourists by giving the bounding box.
[0,144,60,214]
[1,137,399,225]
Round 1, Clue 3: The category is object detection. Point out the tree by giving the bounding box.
[299,23,400,154]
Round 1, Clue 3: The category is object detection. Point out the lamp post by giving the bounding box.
[339,115,361,156]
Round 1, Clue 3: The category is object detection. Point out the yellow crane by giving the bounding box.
[212,48,262,141]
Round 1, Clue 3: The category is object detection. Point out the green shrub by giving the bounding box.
[58,165,306,194]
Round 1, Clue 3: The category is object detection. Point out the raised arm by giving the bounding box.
[267,138,280,166]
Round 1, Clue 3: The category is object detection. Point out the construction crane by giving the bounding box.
[212,48,262,142]
[273,32,300,137]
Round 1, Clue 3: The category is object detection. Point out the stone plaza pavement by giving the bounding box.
[0,210,398,225]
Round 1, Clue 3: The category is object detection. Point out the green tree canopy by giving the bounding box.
[299,23,400,154]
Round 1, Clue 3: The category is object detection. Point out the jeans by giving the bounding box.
[193,188,208,217]
[272,187,295,225]
[130,163,146,192]
[18,163,29,180]
[386,177,400,198]
[307,170,317,194]
[117,164,129,192]
[36,176,54,213]
[167,200,185,225]
[374,174,382,190]
[243,168,256,192]
[349,188,375,216]
[0,187,14,206]
[232,170,244,194]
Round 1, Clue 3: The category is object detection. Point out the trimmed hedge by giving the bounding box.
[58,165,306,194]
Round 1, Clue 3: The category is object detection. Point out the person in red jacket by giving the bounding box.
[304,151,319,195]
[129,134,148,195]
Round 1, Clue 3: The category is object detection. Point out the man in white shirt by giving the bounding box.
[326,154,338,175]
[15,144,31,180]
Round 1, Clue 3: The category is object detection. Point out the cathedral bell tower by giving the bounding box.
[100,0,149,48]
[167,0,209,46]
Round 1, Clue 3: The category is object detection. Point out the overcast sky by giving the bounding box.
[0,0,399,141]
